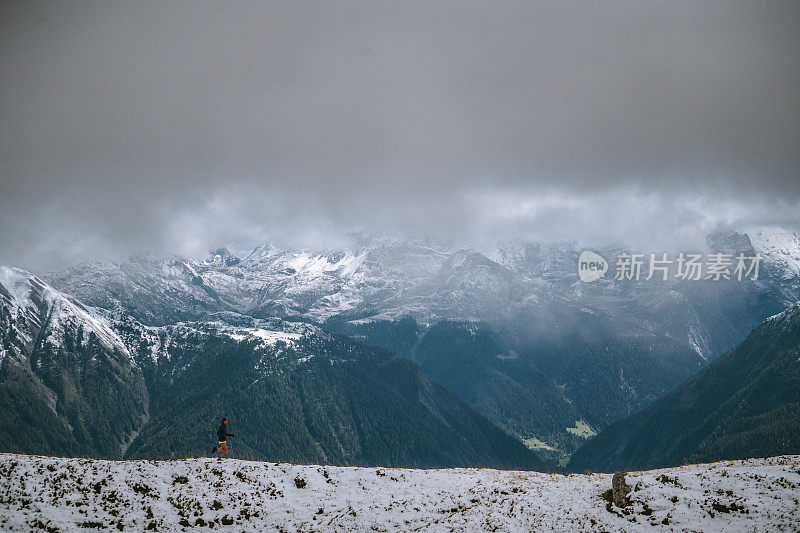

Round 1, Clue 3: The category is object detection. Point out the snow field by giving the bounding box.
[1,454,798,532]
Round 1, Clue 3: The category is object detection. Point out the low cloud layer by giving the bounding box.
[1,2,798,269]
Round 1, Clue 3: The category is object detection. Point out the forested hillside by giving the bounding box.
[327,317,703,461]
[569,303,800,472]
[125,328,543,469]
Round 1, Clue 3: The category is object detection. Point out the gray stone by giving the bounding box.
[612,471,631,507]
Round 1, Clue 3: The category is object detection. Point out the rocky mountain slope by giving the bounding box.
[569,302,800,472]
[0,266,147,458]
[1,453,798,532]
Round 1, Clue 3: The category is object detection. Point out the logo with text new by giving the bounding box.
[578,250,608,282]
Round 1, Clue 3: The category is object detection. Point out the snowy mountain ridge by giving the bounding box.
[2,266,543,467]
[1,453,798,532]
[0,265,323,369]
[115,315,319,364]
[0,266,130,363]
[44,230,800,330]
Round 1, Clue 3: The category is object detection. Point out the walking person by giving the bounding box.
[211,417,235,460]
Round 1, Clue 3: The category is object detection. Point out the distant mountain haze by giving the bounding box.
[1,230,798,467]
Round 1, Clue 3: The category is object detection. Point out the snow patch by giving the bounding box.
[749,231,800,278]
[245,328,303,345]
[0,265,35,310]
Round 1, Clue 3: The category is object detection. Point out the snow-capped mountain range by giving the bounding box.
[45,234,534,326]
[0,265,543,468]
[43,230,800,358]
[0,265,317,371]
[1,230,798,466]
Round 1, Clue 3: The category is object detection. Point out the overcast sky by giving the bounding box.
[1,1,798,269]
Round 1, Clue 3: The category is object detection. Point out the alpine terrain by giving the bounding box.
[0,266,541,469]
[570,302,800,472]
[1,453,798,532]
[1,231,798,467]
[40,230,800,462]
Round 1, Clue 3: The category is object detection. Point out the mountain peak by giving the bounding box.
[706,231,755,255]
[205,247,240,267]
[243,243,283,263]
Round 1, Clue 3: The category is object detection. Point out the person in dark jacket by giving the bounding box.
[211,417,234,460]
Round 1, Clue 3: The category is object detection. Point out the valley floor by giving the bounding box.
[0,454,798,532]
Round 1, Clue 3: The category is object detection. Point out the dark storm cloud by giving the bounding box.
[1,1,798,268]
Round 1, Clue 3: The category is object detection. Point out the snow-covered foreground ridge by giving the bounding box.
[1,454,798,532]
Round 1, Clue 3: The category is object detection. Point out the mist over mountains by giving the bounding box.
[2,2,799,271]
[45,230,799,356]
[1,5,798,531]
[2,229,798,468]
